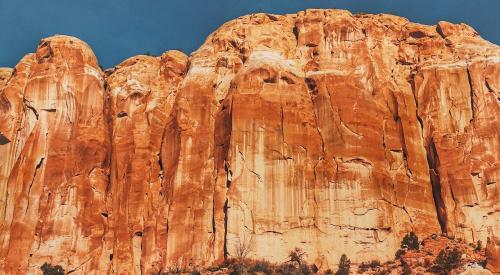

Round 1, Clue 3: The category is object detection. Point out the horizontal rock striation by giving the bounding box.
[0,9,498,274]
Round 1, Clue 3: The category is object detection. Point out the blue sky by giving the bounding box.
[1,0,498,68]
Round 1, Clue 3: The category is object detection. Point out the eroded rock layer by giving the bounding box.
[0,9,498,274]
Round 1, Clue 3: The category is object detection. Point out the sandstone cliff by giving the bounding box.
[0,9,498,274]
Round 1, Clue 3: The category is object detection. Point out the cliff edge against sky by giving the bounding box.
[0,9,499,274]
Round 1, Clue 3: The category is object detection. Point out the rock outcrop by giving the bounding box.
[0,9,498,274]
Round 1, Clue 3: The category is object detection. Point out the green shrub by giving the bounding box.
[431,248,462,275]
[40,263,65,275]
[401,232,419,250]
[336,254,350,275]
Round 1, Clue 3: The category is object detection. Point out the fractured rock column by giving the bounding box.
[160,60,220,269]
[0,36,110,274]
[106,52,187,275]
[218,60,326,265]
[415,59,499,245]
[294,9,441,266]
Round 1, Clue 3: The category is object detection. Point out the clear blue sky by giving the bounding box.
[1,0,498,68]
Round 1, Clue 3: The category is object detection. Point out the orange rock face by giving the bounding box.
[0,9,498,274]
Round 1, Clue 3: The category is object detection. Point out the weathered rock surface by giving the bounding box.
[106,52,188,274]
[0,9,498,274]
[0,68,12,90]
[0,36,110,274]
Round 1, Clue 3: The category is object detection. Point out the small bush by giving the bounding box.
[336,254,350,275]
[300,264,312,275]
[369,260,381,269]
[288,247,307,266]
[164,265,187,274]
[324,269,334,275]
[431,248,462,275]
[275,263,300,275]
[358,262,369,272]
[234,236,254,262]
[41,263,64,275]
[401,232,419,250]
[395,249,406,259]
[474,240,482,252]
[249,260,273,275]
[401,260,412,275]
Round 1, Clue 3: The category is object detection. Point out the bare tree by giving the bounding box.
[233,235,254,262]
[288,247,307,267]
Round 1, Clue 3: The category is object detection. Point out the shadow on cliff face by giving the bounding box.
[426,139,448,234]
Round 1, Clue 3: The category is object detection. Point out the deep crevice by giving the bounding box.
[26,157,45,213]
[304,77,325,155]
[223,199,229,260]
[466,66,475,122]
[157,152,164,180]
[24,99,39,120]
[292,25,299,46]
[425,139,448,233]
[224,161,232,188]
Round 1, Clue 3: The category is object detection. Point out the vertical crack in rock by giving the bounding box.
[426,139,448,233]
[395,115,412,177]
[213,96,233,262]
[293,25,299,43]
[23,98,39,120]
[104,78,113,194]
[224,161,232,189]
[466,65,475,122]
[157,152,164,181]
[26,157,44,214]
[305,77,326,155]
[408,76,425,137]
[223,199,229,259]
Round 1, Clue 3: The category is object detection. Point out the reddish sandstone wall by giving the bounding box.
[0,9,498,274]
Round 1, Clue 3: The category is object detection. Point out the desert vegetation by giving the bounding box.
[40,263,65,275]
[156,232,486,274]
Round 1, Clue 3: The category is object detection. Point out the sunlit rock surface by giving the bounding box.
[0,9,498,274]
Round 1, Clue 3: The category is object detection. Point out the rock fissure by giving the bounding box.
[466,65,475,122]
[426,139,448,233]
[25,157,44,214]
